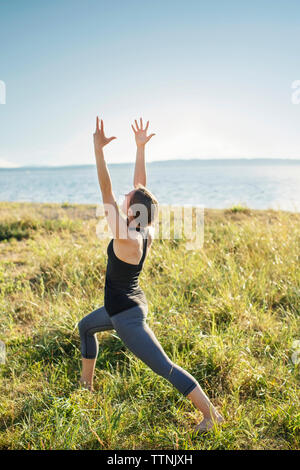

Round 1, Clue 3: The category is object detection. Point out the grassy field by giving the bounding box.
[0,201,299,450]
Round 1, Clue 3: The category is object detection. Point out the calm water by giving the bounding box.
[0,159,300,212]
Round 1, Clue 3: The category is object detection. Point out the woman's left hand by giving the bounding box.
[131,117,155,147]
[94,116,117,154]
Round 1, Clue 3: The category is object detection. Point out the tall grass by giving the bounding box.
[0,202,299,450]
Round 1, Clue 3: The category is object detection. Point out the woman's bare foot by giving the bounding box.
[79,378,94,392]
[194,413,224,433]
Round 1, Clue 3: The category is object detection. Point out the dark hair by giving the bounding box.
[129,183,158,228]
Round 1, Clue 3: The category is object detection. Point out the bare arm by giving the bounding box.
[94,145,113,195]
[131,117,155,188]
[134,145,146,186]
[94,116,128,239]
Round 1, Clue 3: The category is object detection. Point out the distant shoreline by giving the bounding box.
[1,157,300,170]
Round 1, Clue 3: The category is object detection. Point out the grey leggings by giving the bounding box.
[78,305,199,397]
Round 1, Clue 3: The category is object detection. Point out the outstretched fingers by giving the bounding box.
[95,116,105,133]
[94,115,117,147]
[95,116,104,134]
[146,133,155,142]
[96,116,100,133]
[133,118,149,131]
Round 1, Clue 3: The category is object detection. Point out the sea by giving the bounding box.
[0,159,300,212]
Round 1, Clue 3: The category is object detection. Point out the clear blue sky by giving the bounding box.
[0,0,300,167]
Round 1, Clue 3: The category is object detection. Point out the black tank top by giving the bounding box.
[104,226,149,316]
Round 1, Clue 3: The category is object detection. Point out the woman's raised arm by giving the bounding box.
[93,116,128,239]
[131,117,156,188]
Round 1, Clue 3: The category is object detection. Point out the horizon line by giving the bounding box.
[1,156,300,169]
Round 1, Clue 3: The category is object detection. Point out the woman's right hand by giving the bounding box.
[94,116,117,155]
[131,117,156,148]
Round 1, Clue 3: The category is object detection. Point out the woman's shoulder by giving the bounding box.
[114,225,154,249]
[113,228,143,251]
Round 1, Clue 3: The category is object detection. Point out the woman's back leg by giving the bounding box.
[110,307,199,397]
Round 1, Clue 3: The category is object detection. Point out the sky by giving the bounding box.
[0,0,300,167]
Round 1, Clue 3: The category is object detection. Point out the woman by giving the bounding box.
[78,116,224,433]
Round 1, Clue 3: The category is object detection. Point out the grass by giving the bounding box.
[227,204,251,214]
[0,201,299,450]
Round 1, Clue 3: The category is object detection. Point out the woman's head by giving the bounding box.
[122,183,158,228]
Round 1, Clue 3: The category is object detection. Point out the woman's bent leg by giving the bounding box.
[78,306,114,389]
[78,305,114,359]
[110,306,199,397]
